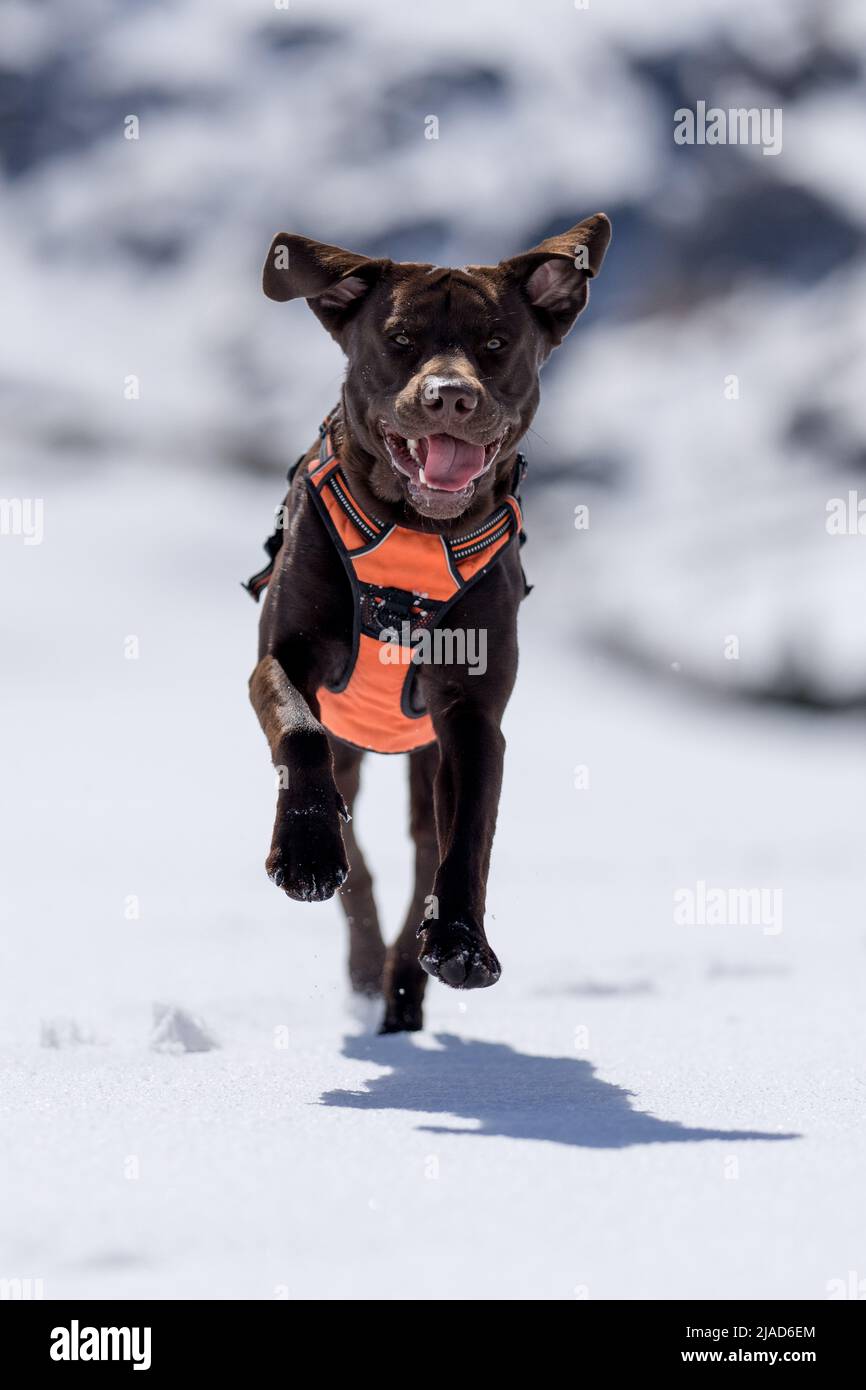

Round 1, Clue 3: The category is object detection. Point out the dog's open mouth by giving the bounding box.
[381,426,504,512]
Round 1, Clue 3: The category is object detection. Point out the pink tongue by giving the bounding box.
[421,434,486,491]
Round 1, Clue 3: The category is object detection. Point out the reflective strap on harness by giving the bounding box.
[243,412,527,602]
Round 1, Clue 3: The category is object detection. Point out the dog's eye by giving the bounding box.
[390,333,412,347]
[485,337,504,351]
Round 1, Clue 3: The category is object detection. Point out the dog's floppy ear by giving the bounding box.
[499,213,611,346]
[263,233,389,338]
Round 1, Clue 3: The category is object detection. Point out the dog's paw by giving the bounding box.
[379,987,424,1034]
[266,803,348,903]
[417,920,501,991]
[348,945,386,1000]
[380,948,426,1032]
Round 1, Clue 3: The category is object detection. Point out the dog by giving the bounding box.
[248,215,611,1032]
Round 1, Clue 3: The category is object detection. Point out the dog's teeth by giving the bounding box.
[419,466,426,485]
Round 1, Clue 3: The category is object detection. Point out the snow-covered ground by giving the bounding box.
[1,452,864,1300]
[3,0,865,1305]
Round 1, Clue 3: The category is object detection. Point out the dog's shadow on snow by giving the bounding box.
[320,1033,799,1149]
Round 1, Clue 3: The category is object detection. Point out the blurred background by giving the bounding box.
[3,0,866,700]
[2,0,866,1301]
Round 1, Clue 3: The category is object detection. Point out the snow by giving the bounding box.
[2,0,866,1304]
[1,453,864,1300]
[4,0,866,704]
[150,1004,219,1055]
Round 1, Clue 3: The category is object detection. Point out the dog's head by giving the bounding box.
[263,215,611,523]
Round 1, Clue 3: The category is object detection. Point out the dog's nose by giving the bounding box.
[420,378,479,426]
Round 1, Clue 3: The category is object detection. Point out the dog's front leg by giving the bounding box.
[417,701,504,990]
[249,654,349,902]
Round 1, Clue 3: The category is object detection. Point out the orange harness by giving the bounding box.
[247,415,526,755]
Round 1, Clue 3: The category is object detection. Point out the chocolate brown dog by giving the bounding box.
[249,215,611,1032]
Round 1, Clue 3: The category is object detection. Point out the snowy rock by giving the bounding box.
[39,1018,100,1048]
[149,1003,219,1055]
